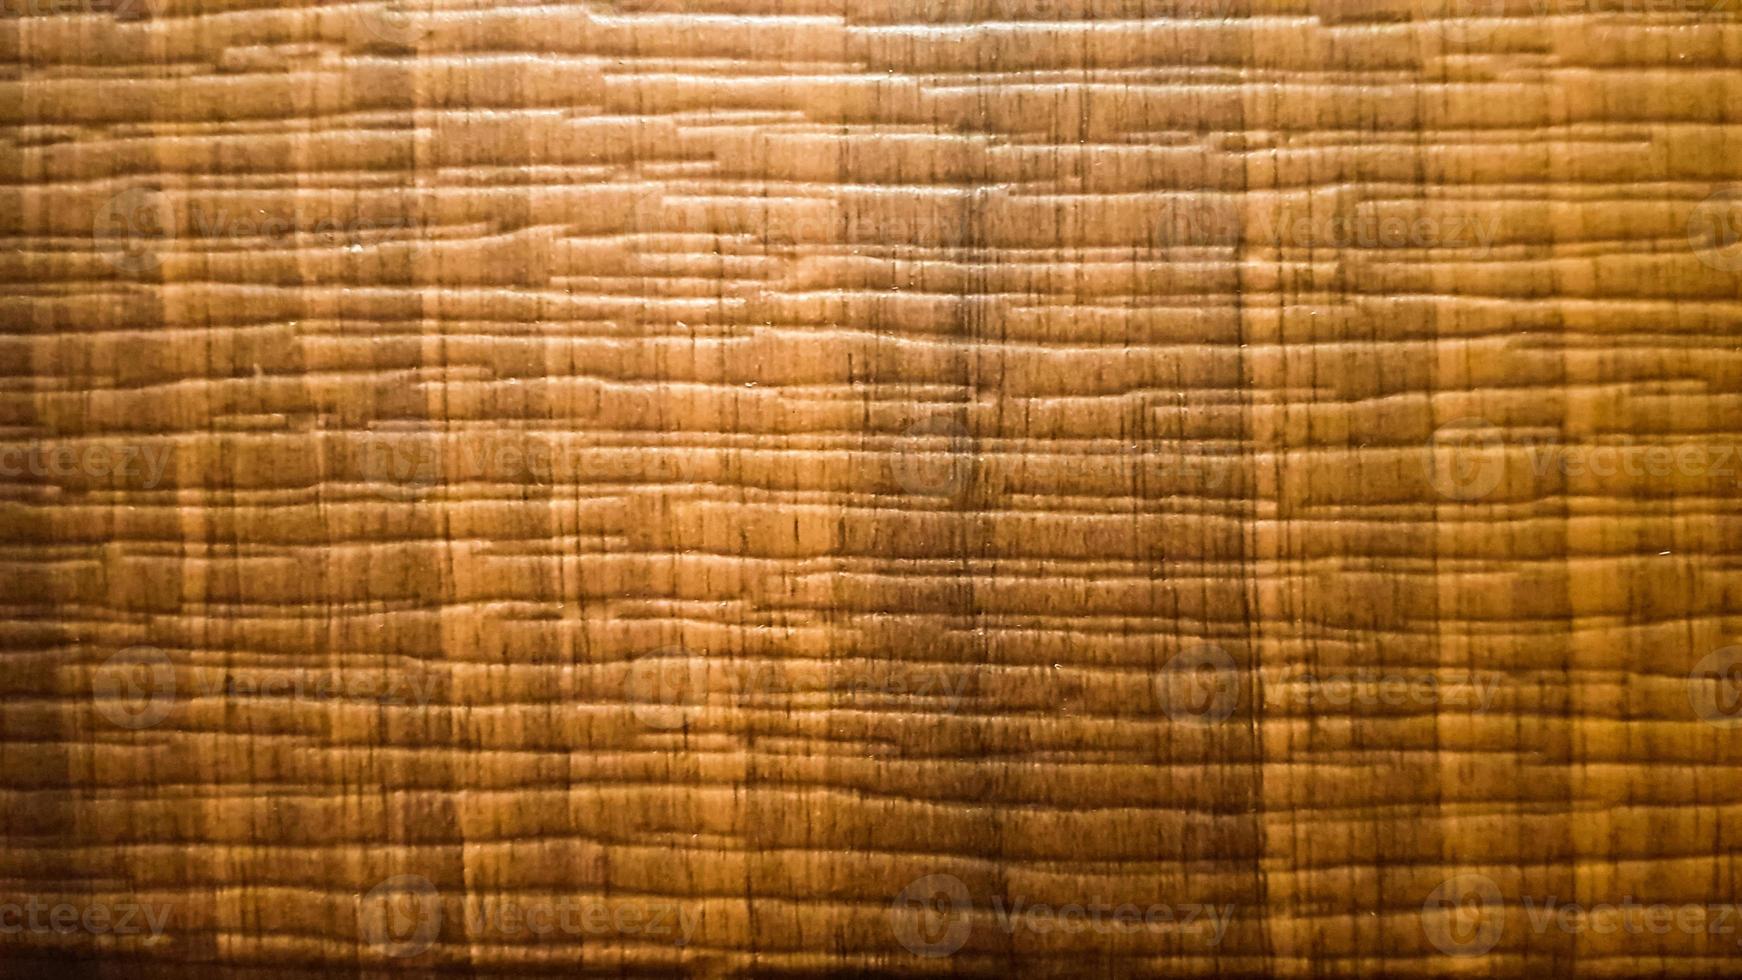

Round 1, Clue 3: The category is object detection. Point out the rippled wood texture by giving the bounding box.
[5,0,1742,976]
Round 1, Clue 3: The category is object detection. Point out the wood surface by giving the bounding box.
[4,0,1742,976]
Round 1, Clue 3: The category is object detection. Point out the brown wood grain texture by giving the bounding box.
[4,0,1742,976]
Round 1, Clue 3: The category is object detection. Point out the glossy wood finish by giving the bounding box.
[4,1,1742,975]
